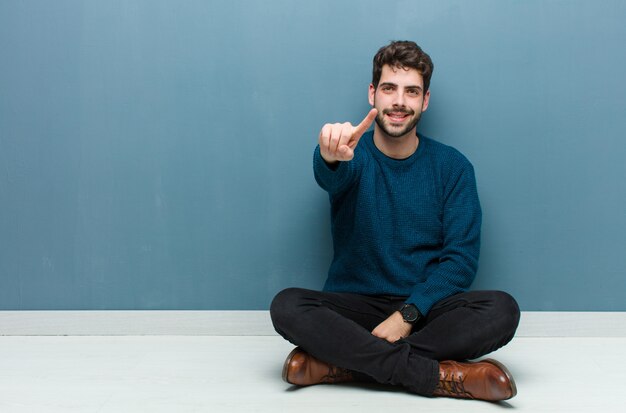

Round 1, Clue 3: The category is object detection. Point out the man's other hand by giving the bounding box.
[319,108,378,164]
[371,311,412,343]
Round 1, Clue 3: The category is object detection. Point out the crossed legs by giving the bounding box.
[270,288,520,397]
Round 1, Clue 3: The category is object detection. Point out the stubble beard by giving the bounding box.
[374,107,422,139]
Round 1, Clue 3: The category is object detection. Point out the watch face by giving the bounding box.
[402,305,419,323]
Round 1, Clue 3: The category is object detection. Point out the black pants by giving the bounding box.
[270,288,520,396]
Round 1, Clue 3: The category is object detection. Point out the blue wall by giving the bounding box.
[1,1,625,310]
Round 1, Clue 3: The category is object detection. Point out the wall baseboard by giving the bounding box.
[1,311,624,337]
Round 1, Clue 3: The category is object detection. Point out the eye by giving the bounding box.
[406,89,420,97]
[380,85,394,93]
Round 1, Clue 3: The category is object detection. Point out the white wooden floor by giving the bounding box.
[0,335,623,413]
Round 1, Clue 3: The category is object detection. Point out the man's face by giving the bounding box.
[368,65,430,139]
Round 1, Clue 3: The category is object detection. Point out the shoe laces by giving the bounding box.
[437,371,472,398]
[322,365,352,383]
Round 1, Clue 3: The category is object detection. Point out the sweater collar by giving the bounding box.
[363,131,426,168]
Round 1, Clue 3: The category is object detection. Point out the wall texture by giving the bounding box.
[1,1,625,310]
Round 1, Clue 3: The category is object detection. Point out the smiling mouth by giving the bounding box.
[385,111,411,123]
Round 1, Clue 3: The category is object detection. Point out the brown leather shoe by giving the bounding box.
[433,359,517,401]
[282,347,353,386]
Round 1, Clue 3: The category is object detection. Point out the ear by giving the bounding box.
[422,89,431,112]
[368,84,375,106]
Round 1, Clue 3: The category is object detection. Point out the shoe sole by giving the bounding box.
[282,347,302,384]
[482,358,518,400]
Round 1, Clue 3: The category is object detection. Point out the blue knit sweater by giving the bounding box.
[314,131,481,315]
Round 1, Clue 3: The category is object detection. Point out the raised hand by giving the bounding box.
[318,108,378,164]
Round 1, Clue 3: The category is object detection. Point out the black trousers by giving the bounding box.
[270,288,520,396]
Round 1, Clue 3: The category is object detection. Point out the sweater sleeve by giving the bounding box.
[313,145,362,195]
[406,160,482,315]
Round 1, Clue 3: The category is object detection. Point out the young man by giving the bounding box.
[270,41,520,401]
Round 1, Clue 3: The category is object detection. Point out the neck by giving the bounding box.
[373,126,419,159]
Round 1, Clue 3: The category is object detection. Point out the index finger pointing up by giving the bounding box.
[352,108,378,143]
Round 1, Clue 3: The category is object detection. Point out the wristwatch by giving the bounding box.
[399,304,421,324]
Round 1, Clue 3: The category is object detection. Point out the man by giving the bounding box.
[270,41,520,401]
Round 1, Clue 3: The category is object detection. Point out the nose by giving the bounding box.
[392,90,405,107]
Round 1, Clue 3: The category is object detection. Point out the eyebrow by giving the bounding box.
[379,82,423,92]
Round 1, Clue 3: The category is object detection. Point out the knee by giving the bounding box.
[490,291,521,336]
[269,288,306,330]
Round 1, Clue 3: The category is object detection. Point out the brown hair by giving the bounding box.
[372,41,434,91]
